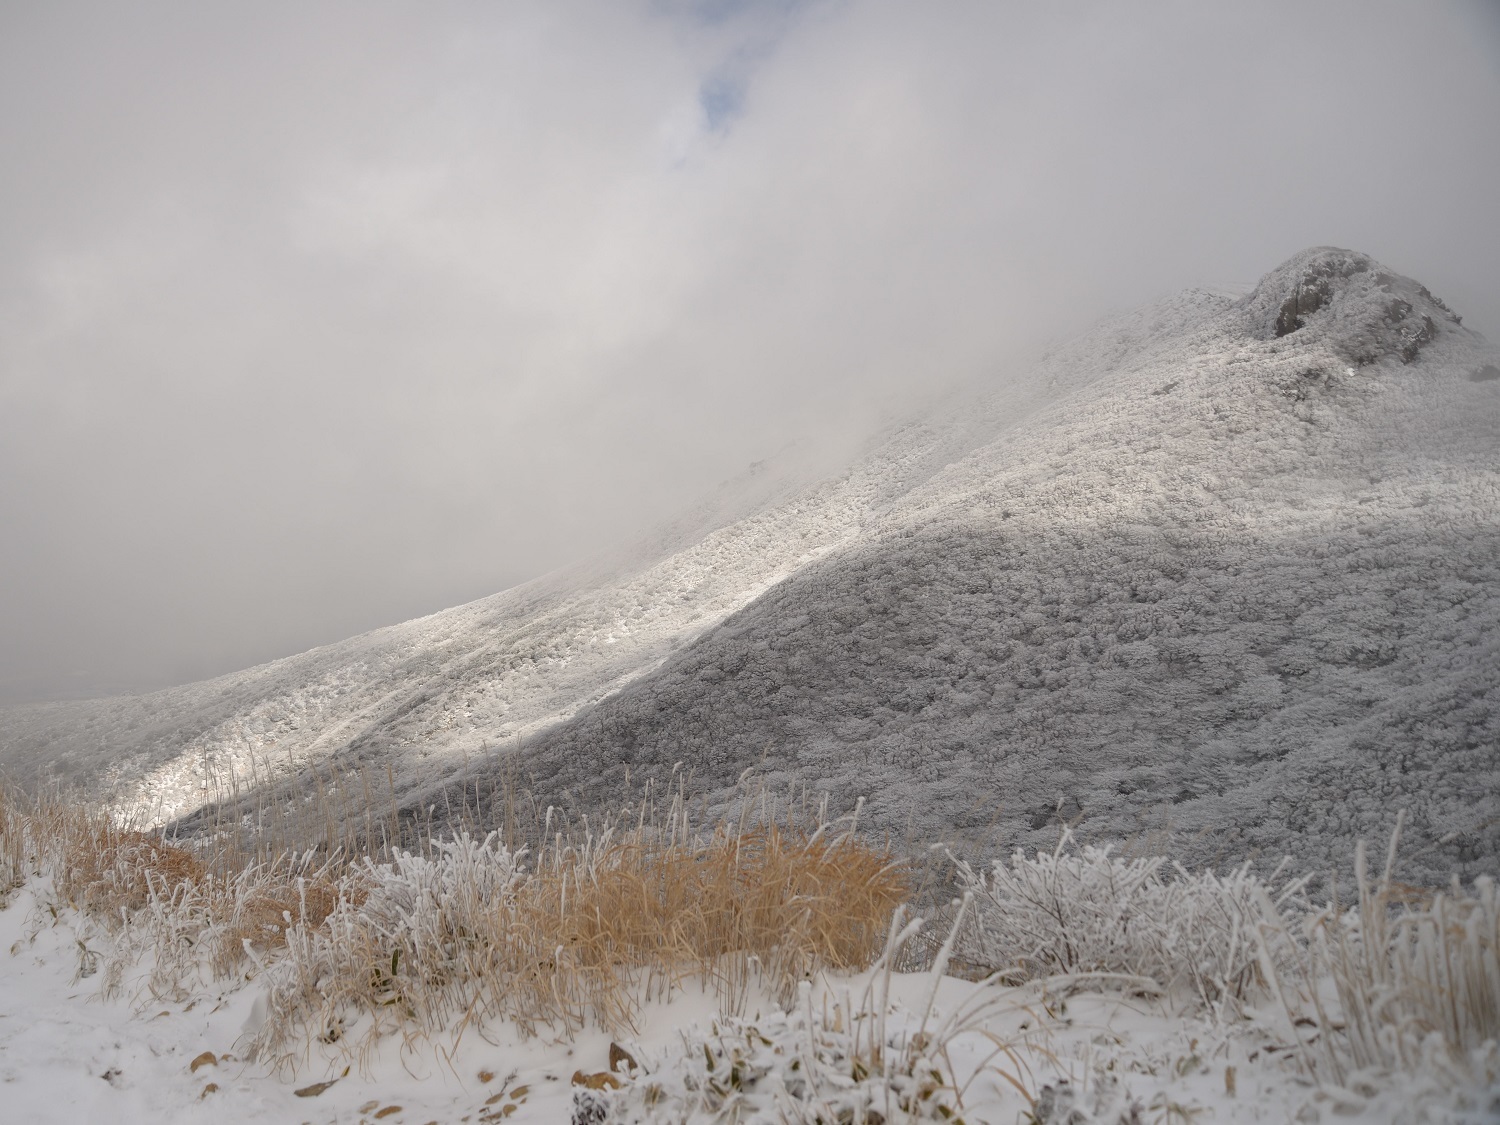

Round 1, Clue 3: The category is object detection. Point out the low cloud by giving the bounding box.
[2,0,1496,700]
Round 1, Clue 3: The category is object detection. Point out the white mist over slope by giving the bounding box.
[0,344,1073,819]
[0,279,1217,817]
[4,0,1499,704]
[2,248,1497,886]
[450,248,1500,885]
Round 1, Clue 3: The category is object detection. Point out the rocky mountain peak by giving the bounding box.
[1240,245,1462,364]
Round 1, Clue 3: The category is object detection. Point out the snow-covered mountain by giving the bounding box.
[3,247,1496,883]
[0,312,1091,819]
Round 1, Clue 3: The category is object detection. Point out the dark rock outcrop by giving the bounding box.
[1240,245,1460,364]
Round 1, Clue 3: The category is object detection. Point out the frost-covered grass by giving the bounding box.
[247,817,907,1070]
[1260,814,1500,1099]
[0,784,908,1068]
[3,782,1498,1122]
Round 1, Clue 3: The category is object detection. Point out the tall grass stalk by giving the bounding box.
[1264,814,1500,1090]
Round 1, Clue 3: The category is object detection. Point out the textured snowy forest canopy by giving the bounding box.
[441,248,1500,886]
[2,247,1496,889]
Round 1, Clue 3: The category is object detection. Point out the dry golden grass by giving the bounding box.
[0,785,358,984]
[240,810,914,1064]
[226,876,350,955]
[226,871,349,952]
[519,823,909,1007]
[59,823,206,914]
[0,786,28,900]
[0,779,913,1063]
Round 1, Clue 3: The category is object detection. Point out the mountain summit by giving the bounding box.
[3,248,1496,884]
[1242,245,1461,361]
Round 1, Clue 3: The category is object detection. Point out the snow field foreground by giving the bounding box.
[1,789,1497,1123]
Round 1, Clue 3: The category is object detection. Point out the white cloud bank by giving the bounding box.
[1,0,1497,698]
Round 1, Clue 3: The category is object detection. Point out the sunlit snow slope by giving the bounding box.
[446,248,1500,885]
[2,247,1495,884]
[0,314,1108,824]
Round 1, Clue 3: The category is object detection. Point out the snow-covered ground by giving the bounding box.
[5,873,1493,1125]
[0,871,682,1123]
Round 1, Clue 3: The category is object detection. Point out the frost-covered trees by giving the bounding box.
[478,251,1500,885]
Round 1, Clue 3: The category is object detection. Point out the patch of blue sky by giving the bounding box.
[670,0,812,29]
[699,70,747,131]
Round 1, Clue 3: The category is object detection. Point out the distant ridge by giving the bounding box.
[3,248,1496,885]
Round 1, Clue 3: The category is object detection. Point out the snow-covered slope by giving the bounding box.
[445,248,1500,885]
[3,248,1495,884]
[0,301,1125,824]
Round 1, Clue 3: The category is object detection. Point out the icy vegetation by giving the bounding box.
[2,787,1498,1123]
[1,247,1496,891]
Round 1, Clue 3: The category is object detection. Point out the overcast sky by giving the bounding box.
[2,0,1497,702]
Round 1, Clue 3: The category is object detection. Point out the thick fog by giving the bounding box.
[2,0,1497,702]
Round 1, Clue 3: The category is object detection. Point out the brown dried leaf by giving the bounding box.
[571,1070,621,1090]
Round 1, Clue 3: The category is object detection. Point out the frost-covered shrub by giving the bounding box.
[344,831,527,972]
[949,831,1306,1010]
[248,831,526,1060]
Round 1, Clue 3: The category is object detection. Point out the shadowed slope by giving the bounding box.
[2,288,1186,825]
[445,249,1500,885]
